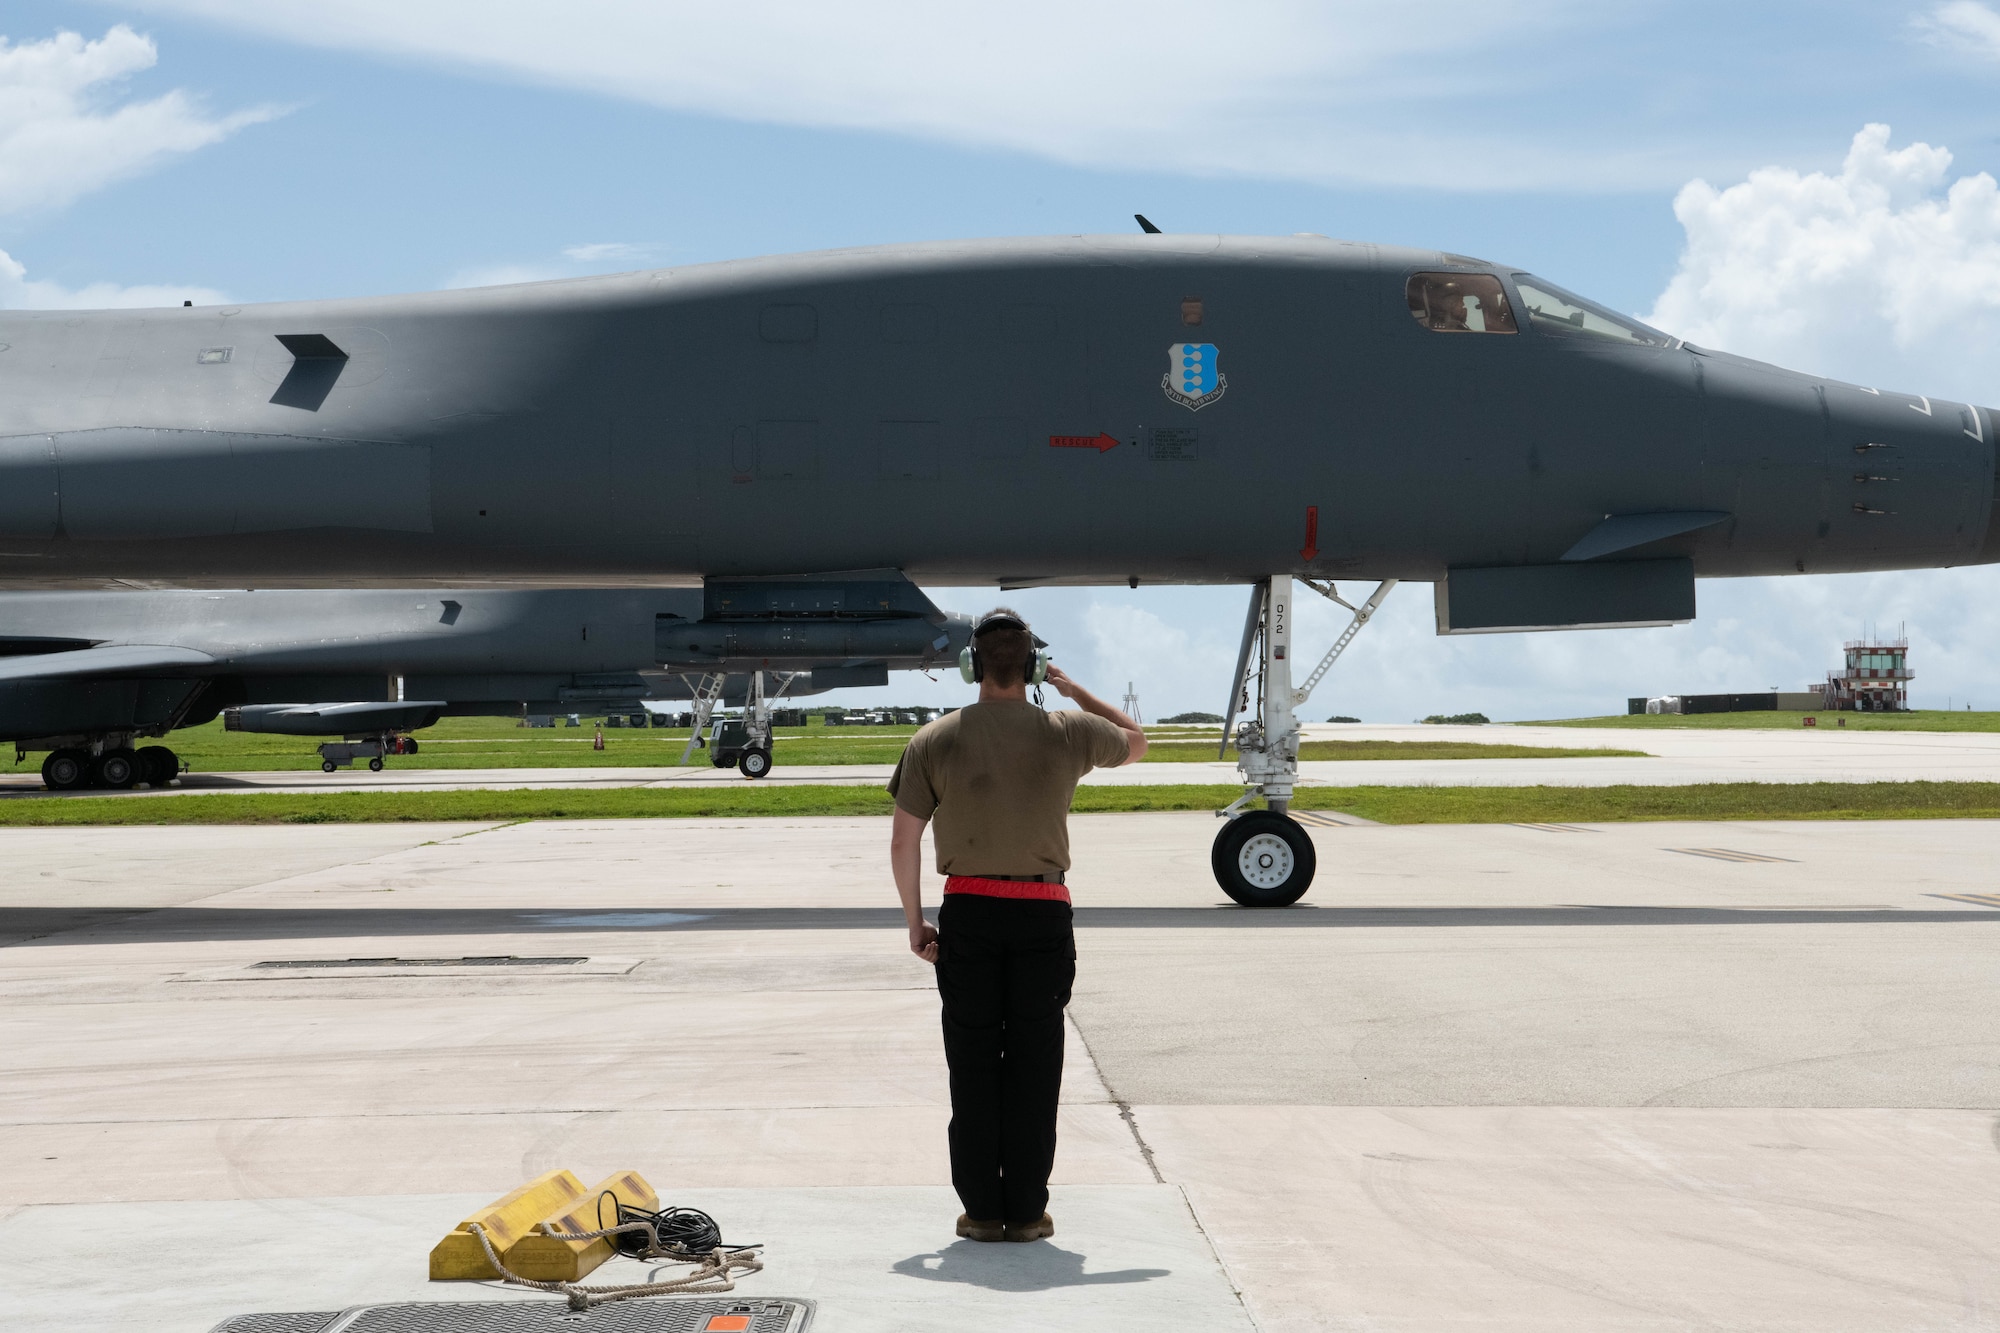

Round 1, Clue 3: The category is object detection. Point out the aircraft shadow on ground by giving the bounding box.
[4,904,2000,947]
[891,1241,1169,1291]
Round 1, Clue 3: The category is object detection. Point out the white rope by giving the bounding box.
[466,1220,764,1312]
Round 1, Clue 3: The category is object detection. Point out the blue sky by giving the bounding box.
[9,1,2000,719]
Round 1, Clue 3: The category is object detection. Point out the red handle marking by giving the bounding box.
[1049,432,1121,453]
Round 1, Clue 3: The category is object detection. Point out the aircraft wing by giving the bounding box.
[0,644,215,683]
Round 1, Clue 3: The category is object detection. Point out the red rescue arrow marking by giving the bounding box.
[1300,505,1320,561]
[1049,432,1121,453]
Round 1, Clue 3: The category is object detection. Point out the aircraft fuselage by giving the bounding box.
[0,234,1991,587]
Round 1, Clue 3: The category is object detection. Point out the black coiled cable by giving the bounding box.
[595,1190,757,1258]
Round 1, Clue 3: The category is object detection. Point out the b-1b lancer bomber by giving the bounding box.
[0,577,971,786]
[1,232,1992,902]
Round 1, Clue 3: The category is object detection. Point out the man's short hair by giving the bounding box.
[974,606,1032,688]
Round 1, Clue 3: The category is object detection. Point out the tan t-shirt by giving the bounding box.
[888,702,1131,876]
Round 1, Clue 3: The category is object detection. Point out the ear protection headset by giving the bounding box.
[959,610,1050,686]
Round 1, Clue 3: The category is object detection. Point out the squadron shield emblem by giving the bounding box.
[1162,342,1226,411]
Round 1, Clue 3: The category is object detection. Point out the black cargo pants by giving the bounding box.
[934,893,1076,1225]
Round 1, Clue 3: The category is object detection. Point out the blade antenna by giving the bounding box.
[1134,214,1162,234]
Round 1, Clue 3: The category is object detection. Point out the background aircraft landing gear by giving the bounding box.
[42,748,88,791]
[89,747,139,790]
[137,746,179,786]
[695,669,800,779]
[1212,575,1396,907]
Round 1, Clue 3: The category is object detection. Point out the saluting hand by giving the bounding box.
[1044,662,1079,699]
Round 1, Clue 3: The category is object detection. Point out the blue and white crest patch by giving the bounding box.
[1162,342,1226,411]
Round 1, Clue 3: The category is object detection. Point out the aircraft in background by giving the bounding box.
[0,573,970,787]
[2,232,1990,901]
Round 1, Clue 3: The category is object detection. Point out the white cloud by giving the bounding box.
[439,260,571,290]
[0,26,277,217]
[0,245,224,309]
[114,1,1710,191]
[1917,1,2000,59]
[561,241,653,263]
[1646,123,2000,405]
[442,241,662,290]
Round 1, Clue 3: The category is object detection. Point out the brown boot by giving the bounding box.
[955,1213,1004,1242]
[1004,1212,1055,1242]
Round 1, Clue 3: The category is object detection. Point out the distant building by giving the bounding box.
[1626,631,1914,714]
[1823,636,1911,711]
[1629,692,1821,715]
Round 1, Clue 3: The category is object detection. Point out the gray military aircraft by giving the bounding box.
[1,233,1990,902]
[0,575,970,787]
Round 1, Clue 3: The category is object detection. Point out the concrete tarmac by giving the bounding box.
[3,813,1998,1329]
[13,721,2000,797]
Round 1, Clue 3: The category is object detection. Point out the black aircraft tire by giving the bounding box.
[42,749,88,791]
[137,746,175,786]
[368,757,384,772]
[1212,810,1316,907]
[739,748,772,779]
[92,748,139,790]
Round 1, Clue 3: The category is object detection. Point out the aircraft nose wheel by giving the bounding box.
[1212,810,1317,907]
[738,747,772,779]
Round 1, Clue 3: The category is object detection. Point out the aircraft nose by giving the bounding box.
[1818,385,1994,569]
[1977,405,2000,563]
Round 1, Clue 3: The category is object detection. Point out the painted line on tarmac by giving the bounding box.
[1666,847,1798,863]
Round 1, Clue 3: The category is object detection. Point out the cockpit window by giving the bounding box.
[1405,273,1517,334]
[1511,275,1674,347]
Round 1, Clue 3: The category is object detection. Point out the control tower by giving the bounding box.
[1824,636,1911,711]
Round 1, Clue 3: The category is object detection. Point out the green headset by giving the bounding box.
[959,609,1050,686]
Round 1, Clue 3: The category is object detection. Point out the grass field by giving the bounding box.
[0,715,887,774]
[5,781,1998,826]
[0,715,1645,776]
[1532,710,2000,732]
[1148,740,1646,761]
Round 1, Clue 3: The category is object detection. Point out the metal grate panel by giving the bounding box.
[210,1298,813,1333]
[208,1315,338,1333]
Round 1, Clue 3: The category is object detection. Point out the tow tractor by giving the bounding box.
[317,731,420,773]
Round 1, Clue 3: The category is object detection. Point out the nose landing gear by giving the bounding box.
[1212,575,1396,906]
[680,669,798,780]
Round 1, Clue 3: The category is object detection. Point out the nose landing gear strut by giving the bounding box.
[1213,575,1396,906]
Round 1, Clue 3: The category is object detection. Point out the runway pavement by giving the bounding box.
[3,812,1997,1330]
[12,722,2000,797]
